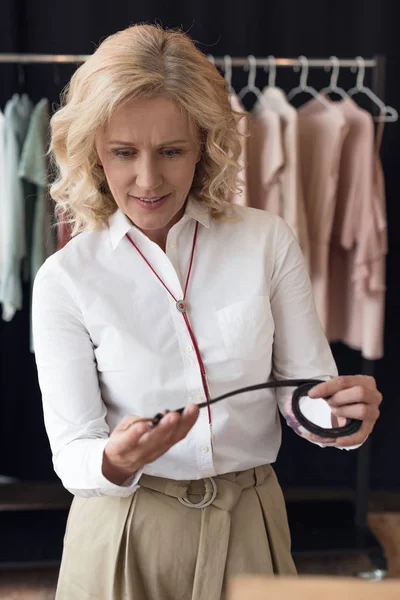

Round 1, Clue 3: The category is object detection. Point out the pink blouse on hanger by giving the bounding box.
[227,94,249,206]
[327,98,387,359]
[246,100,284,214]
[255,87,310,269]
[297,98,348,330]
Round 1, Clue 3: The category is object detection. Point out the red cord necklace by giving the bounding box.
[125,221,212,425]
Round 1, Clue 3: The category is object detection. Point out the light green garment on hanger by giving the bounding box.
[0,94,34,321]
[19,98,57,352]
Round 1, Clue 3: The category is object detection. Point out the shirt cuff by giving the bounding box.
[56,437,144,498]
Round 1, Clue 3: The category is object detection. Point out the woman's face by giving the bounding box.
[96,95,200,248]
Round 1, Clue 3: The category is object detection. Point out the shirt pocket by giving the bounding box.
[216,295,274,361]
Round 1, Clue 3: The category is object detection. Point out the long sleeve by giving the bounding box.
[32,263,142,497]
[270,218,346,448]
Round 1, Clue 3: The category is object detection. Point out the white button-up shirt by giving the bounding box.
[32,196,338,498]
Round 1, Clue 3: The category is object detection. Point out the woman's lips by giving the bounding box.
[130,193,170,210]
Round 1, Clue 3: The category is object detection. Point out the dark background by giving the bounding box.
[0,0,399,490]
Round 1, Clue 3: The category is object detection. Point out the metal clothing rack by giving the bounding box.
[0,54,378,67]
[0,53,389,576]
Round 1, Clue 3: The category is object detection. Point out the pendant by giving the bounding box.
[176,300,188,313]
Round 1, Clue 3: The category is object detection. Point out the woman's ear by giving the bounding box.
[98,179,109,193]
[95,153,104,169]
[94,138,104,168]
[195,140,203,164]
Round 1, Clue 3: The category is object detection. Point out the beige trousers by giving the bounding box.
[56,465,296,600]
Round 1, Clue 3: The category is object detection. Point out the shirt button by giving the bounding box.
[195,394,204,402]
[169,241,176,248]
[200,445,209,453]
[187,345,193,353]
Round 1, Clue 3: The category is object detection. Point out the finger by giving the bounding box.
[335,421,373,447]
[136,405,199,464]
[144,406,200,463]
[138,411,181,449]
[123,420,154,444]
[327,386,379,408]
[116,414,144,431]
[332,404,379,423]
[146,410,171,428]
[110,419,154,460]
[308,432,338,444]
[172,404,199,442]
[308,375,374,399]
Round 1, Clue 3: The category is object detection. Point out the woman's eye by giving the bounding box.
[113,148,183,159]
[162,149,183,158]
[114,150,134,159]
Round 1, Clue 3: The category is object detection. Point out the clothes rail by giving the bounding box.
[0,51,388,578]
[0,54,377,68]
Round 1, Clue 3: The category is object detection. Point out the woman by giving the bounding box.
[32,24,382,600]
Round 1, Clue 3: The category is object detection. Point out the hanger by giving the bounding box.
[348,56,398,122]
[52,61,61,87]
[224,55,234,94]
[17,63,26,94]
[265,55,277,87]
[238,55,263,101]
[320,56,349,99]
[287,55,330,107]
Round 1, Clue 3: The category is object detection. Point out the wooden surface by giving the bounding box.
[228,576,400,600]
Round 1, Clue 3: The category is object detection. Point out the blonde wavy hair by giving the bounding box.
[50,23,244,235]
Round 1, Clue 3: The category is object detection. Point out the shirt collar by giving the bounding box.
[184,193,211,229]
[108,193,211,251]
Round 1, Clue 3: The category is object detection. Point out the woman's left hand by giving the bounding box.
[308,375,382,447]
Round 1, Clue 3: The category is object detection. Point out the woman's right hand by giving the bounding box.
[102,404,200,485]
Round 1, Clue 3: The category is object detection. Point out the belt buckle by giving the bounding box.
[178,477,217,509]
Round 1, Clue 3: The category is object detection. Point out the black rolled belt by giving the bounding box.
[139,379,362,439]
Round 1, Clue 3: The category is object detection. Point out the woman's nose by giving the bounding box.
[135,156,163,191]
